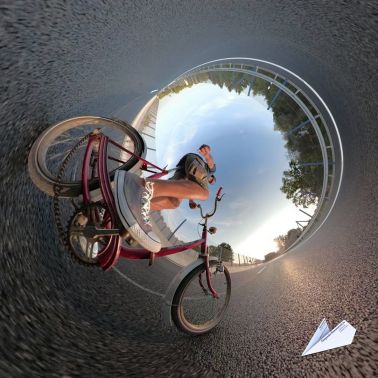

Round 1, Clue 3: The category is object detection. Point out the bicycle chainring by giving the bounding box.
[66,203,110,266]
[52,133,99,266]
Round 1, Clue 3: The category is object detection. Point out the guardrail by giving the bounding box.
[160,58,343,250]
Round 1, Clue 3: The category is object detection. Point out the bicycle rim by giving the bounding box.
[171,261,231,335]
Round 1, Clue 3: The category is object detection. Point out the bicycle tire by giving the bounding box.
[28,116,146,198]
[171,260,231,335]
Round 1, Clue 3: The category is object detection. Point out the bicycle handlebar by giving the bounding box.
[197,187,224,220]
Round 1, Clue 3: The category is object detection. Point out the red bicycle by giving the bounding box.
[28,116,231,335]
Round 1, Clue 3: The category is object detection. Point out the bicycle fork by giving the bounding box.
[198,224,220,299]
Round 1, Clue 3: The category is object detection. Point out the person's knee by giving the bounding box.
[199,189,209,201]
[170,198,181,209]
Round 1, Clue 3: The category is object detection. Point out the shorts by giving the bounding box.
[169,153,209,190]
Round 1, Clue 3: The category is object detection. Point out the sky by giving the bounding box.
[155,82,316,259]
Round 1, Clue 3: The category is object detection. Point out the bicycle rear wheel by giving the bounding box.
[28,116,145,197]
[171,260,231,335]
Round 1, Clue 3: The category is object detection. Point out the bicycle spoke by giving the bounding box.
[48,143,86,158]
[85,239,91,257]
[89,241,95,258]
[47,149,72,163]
[49,137,79,147]
[70,160,81,181]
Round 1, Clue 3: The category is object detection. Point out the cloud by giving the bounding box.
[212,219,243,227]
[228,201,245,210]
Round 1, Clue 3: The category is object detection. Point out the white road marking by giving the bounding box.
[257,267,266,274]
[112,266,164,297]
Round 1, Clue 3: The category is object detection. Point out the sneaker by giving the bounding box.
[113,170,161,253]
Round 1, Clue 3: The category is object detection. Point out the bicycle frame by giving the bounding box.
[79,132,222,298]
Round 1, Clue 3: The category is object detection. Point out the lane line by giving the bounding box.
[257,267,266,275]
[112,266,164,297]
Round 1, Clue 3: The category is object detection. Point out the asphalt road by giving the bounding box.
[1,1,377,377]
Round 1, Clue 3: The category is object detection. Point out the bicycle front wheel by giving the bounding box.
[28,116,146,197]
[171,260,231,335]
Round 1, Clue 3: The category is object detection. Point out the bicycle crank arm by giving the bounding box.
[70,225,120,238]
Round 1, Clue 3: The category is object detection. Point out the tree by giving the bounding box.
[280,160,320,208]
[217,242,233,262]
[264,252,278,262]
[274,229,302,254]
[274,234,288,253]
[208,242,234,262]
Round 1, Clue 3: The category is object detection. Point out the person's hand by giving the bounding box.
[189,200,198,209]
[208,174,216,185]
[198,145,211,158]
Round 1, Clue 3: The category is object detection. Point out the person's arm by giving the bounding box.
[198,145,215,171]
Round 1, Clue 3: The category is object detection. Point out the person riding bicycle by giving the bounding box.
[114,144,216,253]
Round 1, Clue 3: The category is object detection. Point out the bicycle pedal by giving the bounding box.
[119,228,129,238]
[120,230,137,246]
[76,214,88,227]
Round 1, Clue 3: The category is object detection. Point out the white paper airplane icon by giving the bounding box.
[302,319,356,356]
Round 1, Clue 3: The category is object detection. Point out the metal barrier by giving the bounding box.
[159,58,343,250]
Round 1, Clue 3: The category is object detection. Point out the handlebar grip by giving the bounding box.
[216,187,223,198]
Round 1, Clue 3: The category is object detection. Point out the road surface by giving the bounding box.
[0,1,377,377]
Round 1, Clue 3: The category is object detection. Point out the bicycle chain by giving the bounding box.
[53,133,91,254]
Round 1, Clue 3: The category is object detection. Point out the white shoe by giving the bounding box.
[113,170,161,253]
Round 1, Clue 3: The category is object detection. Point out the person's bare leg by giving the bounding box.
[147,179,208,201]
[151,197,181,211]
